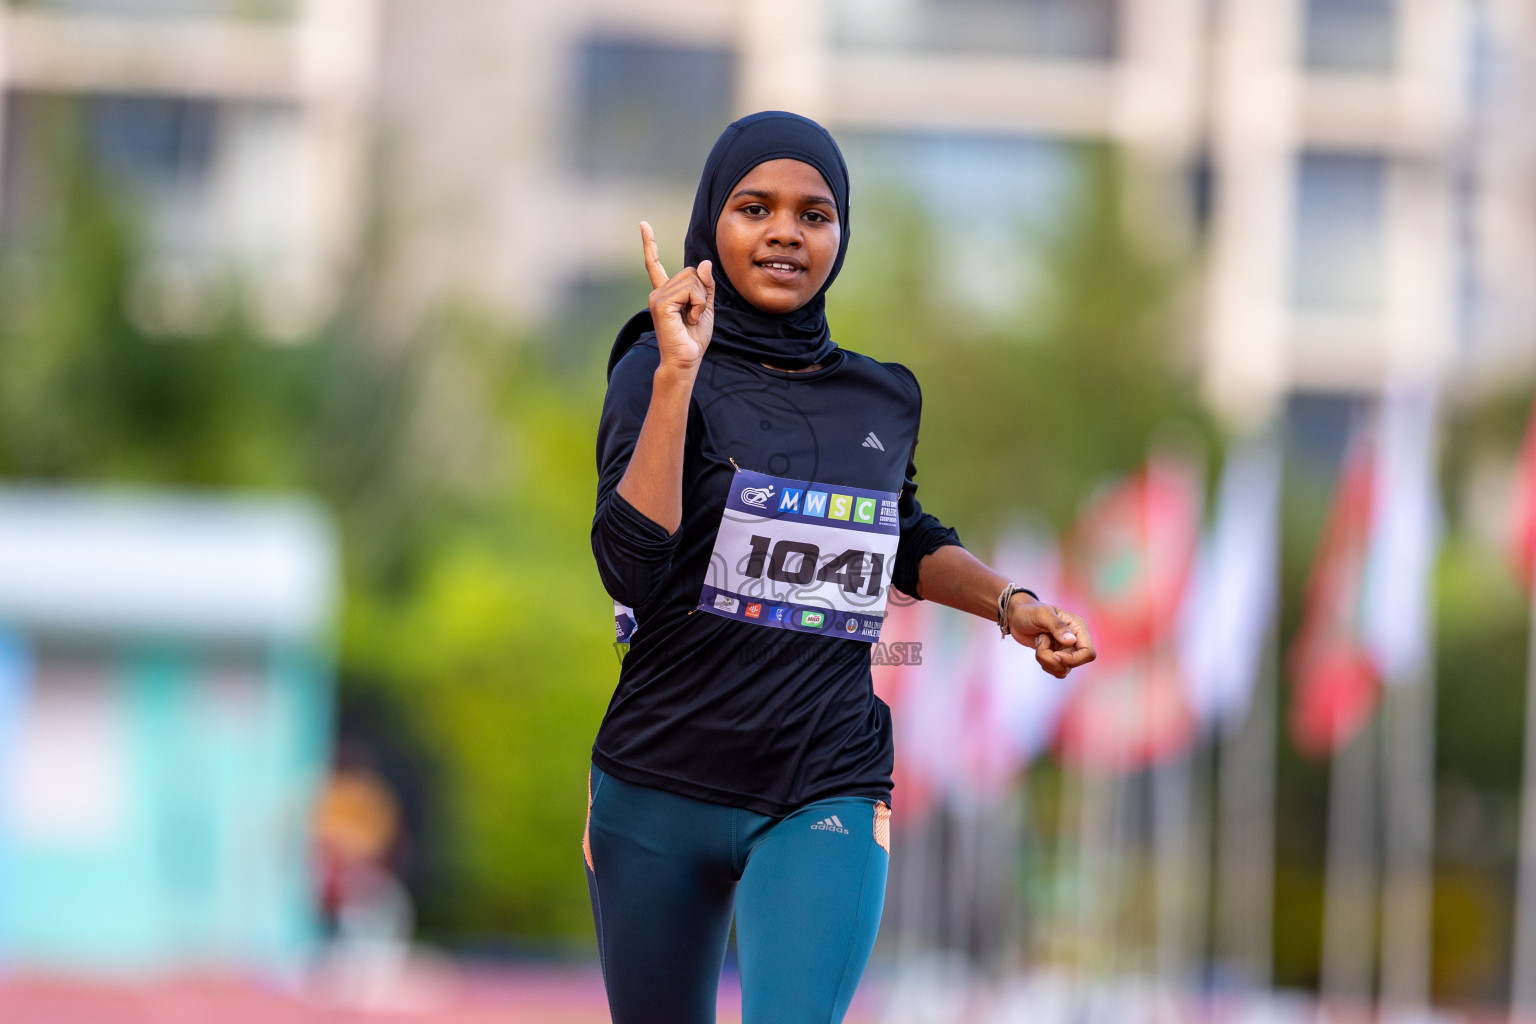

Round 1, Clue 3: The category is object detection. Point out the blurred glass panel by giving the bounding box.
[572,38,735,182]
[1291,151,1388,312]
[5,0,296,20]
[1454,167,1480,352]
[1302,0,1395,73]
[3,91,305,315]
[841,131,1077,320]
[832,0,1117,60]
[1185,148,1216,239]
[5,91,215,251]
[90,93,219,257]
[1285,391,1367,479]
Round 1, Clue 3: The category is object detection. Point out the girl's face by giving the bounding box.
[714,158,841,315]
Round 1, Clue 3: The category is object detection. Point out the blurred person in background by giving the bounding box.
[312,760,414,1003]
[584,110,1095,1024]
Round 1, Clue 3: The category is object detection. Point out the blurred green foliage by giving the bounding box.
[343,333,617,939]
[0,141,324,487]
[829,145,1210,541]
[0,109,617,941]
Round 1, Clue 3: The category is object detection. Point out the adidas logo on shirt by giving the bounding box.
[811,815,850,835]
[861,432,885,451]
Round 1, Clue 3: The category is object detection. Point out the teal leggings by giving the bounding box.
[583,764,890,1024]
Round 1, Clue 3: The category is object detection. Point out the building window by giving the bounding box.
[1285,391,1369,482]
[571,38,735,182]
[839,131,1078,321]
[832,0,1117,60]
[3,91,309,335]
[1291,151,1388,313]
[2,92,216,248]
[1302,0,1395,73]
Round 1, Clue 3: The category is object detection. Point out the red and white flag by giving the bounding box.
[984,531,1070,766]
[1054,454,1202,771]
[872,597,943,818]
[1290,391,1440,756]
[937,531,1070,802]
[875,532,1068,808]
[1289,426,1379,757]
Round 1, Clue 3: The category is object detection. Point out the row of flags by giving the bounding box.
[875,385,1452,802]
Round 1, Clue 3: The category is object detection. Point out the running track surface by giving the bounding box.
[0,964,881,1024]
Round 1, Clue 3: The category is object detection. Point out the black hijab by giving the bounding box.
[607,111,851,380]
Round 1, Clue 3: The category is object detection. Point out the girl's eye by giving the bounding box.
[743,204,768,216]
[804,210,828,223]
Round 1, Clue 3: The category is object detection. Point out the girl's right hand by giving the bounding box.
[641,221,714,374]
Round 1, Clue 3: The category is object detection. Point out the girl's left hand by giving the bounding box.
[1007,601,1096,679]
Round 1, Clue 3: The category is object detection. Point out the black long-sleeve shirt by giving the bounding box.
[590,337,962,815]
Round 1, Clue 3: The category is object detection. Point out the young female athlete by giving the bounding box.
[588,111,1095,1024]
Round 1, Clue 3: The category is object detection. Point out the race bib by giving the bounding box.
[614,601,637,643]
[613,600,637,662]
[697,468,900,642]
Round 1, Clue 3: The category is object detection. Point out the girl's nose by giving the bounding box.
[765,211,803,246]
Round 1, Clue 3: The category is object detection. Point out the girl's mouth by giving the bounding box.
[756,260,805,282]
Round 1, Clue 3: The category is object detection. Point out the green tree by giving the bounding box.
[829,144,1209,544]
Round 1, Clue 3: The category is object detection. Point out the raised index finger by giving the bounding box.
[640,221,668,289]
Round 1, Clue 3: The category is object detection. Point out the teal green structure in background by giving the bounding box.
[0,489,336,975]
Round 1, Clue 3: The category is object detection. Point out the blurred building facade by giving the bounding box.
[0,0,375,340]
[377,0,1536,424]
[3,0,1534,416]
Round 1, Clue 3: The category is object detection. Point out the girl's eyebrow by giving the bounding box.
[730,187,837,209]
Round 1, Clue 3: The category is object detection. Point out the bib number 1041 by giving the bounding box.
[742,535,885,597]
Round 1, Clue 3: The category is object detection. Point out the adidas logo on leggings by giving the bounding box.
[811,815,849,835]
